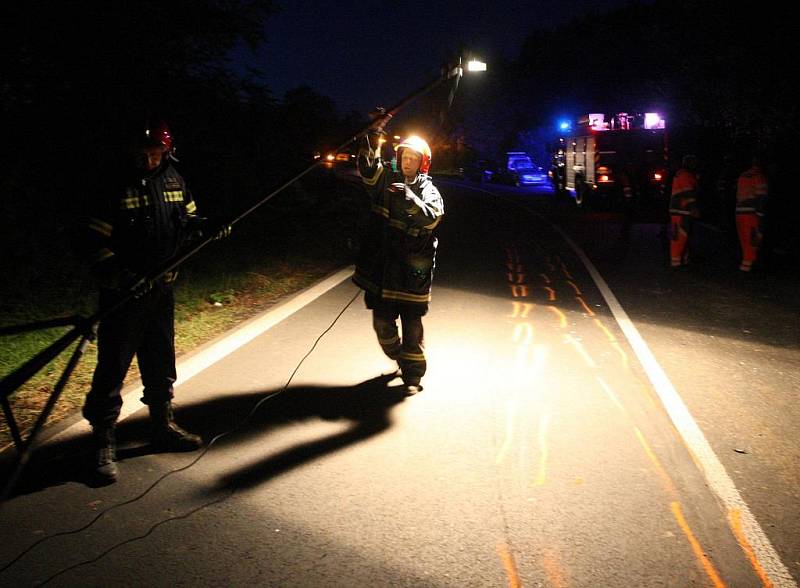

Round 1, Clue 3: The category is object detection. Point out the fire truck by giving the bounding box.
[551,112,668,209]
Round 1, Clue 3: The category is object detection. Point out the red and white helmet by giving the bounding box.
[395,135,432,174]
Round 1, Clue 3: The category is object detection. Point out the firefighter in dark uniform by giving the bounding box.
[354,119,444,395]
[82,120,208,482]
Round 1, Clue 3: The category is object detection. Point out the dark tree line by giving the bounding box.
[2,0,798,270]
[1,1,367,295]
[1,1,365,220]
[449,0,797,169]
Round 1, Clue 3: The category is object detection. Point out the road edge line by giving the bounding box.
[441,179,796,587]
[555,225,796,588]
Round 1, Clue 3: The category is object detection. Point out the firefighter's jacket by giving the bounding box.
[669,168,699,216]
[736,166,768,216]
[83,162,199,286]
[353,139,444,308]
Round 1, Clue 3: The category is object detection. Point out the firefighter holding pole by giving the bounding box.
[353,112,444,395]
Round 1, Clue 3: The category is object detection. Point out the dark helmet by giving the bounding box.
[138,118,174,154]
[681,154,698,170]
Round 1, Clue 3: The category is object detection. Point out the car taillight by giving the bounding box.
[599,174,611,182]
[653,172,663,181]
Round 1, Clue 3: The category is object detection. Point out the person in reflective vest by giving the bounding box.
[735,155,768,272]
[354,115,444,395]
[668,155,700,267]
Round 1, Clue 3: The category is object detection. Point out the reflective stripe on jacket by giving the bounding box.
[669,168,698,216]
[736,167,768,216]
[353,137,444,307]
[84,163,199,280]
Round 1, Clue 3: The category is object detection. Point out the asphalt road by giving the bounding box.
[1,175,797,587]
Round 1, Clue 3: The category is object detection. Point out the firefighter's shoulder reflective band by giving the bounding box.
[361,164,385,186]
[371,203,390,218]
[92,247,115,263]
[164,190,184,202]
[423,217,442,230]
[120,195,149,209]
[88,217,113,237]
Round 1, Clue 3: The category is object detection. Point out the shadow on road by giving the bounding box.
[0,373,405,498]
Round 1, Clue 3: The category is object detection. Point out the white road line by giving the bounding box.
[440,179,797,587]
[48,266,355,441]
[555,230,795,587]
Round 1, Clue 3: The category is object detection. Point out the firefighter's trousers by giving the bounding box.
[83,286,177,428]
[669,214,692,266]
[736,213,761,272]
[371,303,426,386]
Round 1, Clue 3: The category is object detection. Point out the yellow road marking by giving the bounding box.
[595,376,624,411]
[729,509,774,588]
[565,334,596,368]
[671,501,727,588]
[542,548,567,588]
[634,426,677,497]
[547,305,567,328]
[575,296,596,316]
[513,322,533,345]
[497,543,522,588]
[510,301,533,319]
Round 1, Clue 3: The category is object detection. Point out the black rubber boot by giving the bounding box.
[91,426,118,484]
[149,401,202,452]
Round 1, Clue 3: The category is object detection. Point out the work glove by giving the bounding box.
[389,182,418,201]
[186,217,231,242]
[128,275,154,299]
[213,224,232,240]
[98,268,152,298]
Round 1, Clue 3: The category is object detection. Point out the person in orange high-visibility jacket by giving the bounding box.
[735,155,768,272]
[354,113,444,395]
[668,155,700,267]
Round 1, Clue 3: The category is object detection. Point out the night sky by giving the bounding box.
[232,0,636,115]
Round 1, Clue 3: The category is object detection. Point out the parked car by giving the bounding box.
[492,155,548,186]
[458,159,498,182]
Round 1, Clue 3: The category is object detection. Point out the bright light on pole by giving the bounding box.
[466,59,487,72]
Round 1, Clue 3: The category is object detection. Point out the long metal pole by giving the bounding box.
[0,60,464,496]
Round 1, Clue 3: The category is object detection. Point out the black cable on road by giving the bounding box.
[0,288,362,581]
